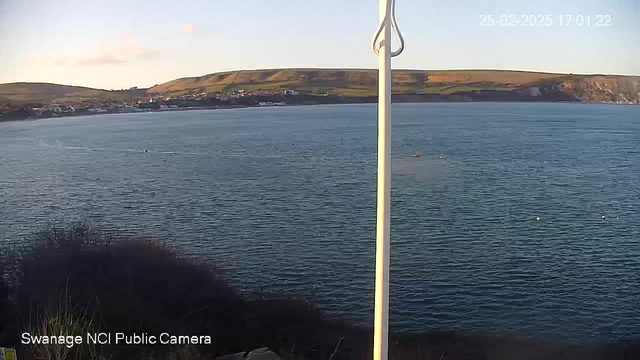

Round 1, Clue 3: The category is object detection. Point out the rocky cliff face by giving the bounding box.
[519,76,640,104]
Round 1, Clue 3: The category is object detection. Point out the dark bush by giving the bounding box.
[2,222,348,360]
[0,249,16,345]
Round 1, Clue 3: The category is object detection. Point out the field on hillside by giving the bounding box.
[148,69,566,97]
[0,83,148,104]
[2,69,638,105]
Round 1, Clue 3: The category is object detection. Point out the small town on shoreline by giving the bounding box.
[0,88,321,121]
[2,69,638,122]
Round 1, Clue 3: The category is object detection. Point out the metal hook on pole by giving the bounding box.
[372,0,405,57]
[371,2,404,360]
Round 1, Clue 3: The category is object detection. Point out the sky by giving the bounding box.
[0,0,638,89]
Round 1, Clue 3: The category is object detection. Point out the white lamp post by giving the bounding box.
[371,1,404,360]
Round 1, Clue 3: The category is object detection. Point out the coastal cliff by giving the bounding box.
[148,69,640,105]
[519,75,640,104]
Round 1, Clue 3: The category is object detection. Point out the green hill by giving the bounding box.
[147,68,565,97]
[1,69,639,105]
[0,82,147,105]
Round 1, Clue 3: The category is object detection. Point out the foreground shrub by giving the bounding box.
[26,293,112,360]
[3,223,343,360]
[0,249,15,346]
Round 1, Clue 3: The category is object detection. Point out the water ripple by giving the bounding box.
[1,103,639,343]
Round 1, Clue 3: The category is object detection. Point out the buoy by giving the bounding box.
[439,156,442,159]
[536,216,542,222]
[602,216,607,220]
[144,149,148,152]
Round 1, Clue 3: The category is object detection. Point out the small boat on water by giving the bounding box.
[411,154,420,158]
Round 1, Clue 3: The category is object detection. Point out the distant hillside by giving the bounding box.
[147,69,561,96]
[148,69,640,104]
[0,82,147,105]
[2,69,639,105]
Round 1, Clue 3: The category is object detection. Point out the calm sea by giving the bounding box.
[1,103,639,343]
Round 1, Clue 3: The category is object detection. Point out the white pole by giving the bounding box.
[373,1,392,360]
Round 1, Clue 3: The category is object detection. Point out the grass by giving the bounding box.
[330,88,376,97]
[440,86,513,94]
[412,86,514,95]
[204,85,227,94]
[4,70,638,105]
[414,86,452,94]
[26,293,112,360]
[0,83,148,104]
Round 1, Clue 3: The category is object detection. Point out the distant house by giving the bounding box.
[48,105,75,113]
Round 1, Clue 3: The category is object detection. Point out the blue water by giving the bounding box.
[1,103,639,343]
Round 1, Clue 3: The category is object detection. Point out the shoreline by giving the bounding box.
[1,98,637,124]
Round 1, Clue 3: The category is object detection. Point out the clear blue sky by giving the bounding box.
[0,0,637,89]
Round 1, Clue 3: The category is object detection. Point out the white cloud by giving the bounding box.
[180,23,195,35]
[32,38,158,68]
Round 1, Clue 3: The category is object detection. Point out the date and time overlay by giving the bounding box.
[479,14,612,27]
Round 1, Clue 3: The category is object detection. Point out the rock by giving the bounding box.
[245,348,282,360]
[528,87,541,96]
[217,349,281,360]
[217,351,247,360]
